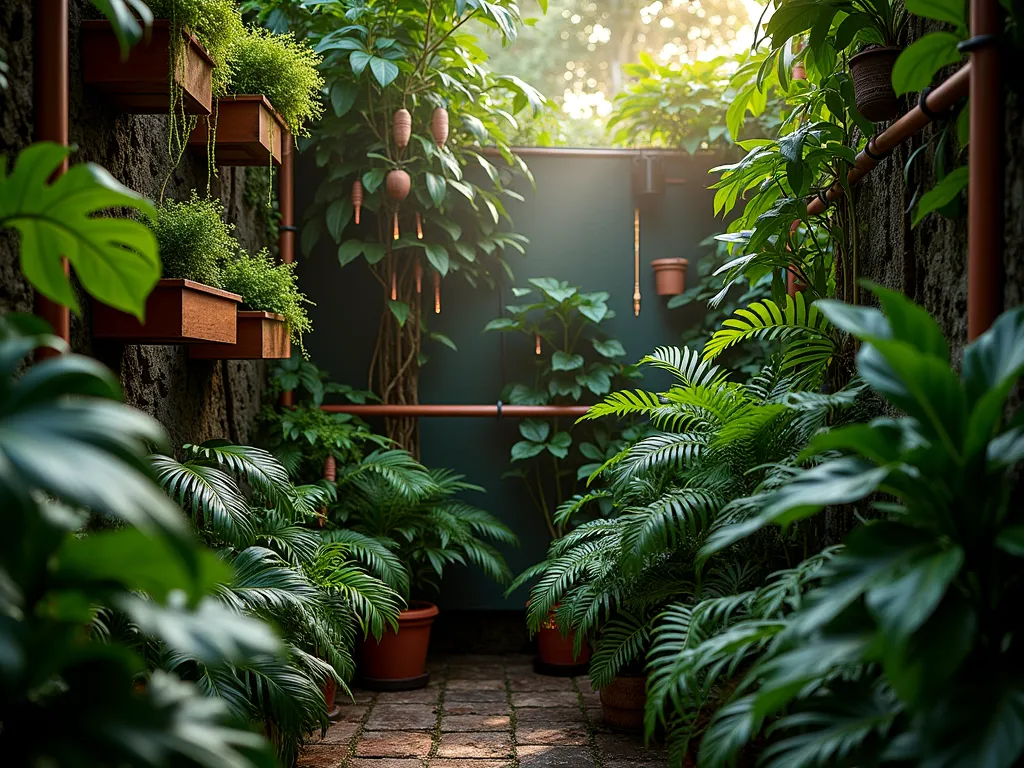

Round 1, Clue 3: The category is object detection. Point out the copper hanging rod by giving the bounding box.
[806,63,971,217]
[321,404,590,418]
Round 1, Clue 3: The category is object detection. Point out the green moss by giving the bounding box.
[147,0,244,97]
[221,248,313,349]
[225,26,325,137]
[153,193,237,287]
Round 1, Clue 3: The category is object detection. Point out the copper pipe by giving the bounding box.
[322,404,590,418]
[806,64,971,217]
[279,130,295,407]
[34,0,70,353]
[633,207,641,317]
[967,4,1003,339]
[479,147,698,159]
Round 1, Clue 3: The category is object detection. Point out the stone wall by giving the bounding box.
[0,0,274,446]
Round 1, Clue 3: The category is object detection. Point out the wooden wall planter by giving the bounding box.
[190,312,291,359]
[82,20,214,115]
[94,279,241,344]
[189,96,286,166]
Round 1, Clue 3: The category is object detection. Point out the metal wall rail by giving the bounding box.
[321,404,590,418]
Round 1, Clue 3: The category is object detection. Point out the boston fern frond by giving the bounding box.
[184,440,295,512]
[580,387,664,421]
[619,488,721,570]
[641,346,726,388]
[702,293,833,364]
[589,612,650,689]
[320,528,410,595]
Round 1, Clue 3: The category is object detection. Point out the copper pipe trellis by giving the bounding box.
[322,404,590,418]
[279,131,296,407]
[34,0,70,355]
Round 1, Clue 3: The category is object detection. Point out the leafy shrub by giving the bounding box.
[153,192,237,286]
[147,0,244,96]
[221,248,313,347]
[226,25,325,137]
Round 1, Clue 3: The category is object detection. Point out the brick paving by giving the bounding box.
[298,654,666,768]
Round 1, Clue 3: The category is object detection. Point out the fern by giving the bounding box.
[641,346,726,388]
[589,612,650,689]
[702,293,832,362]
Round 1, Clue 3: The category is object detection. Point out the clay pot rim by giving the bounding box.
[849,45,902,67]
[651,258,689,269]
[399,601,439,624]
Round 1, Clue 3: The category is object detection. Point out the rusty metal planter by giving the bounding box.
[82,20,214,115]
[189,95,286,166]
[93,279,240,344]
[190,311,291,359]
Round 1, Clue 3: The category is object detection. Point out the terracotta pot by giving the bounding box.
[431,107,449,148]
[359,601,438,690]
[190,311,290,359]
[651,258,688,296]
[537,623,591,667]
[393,108,412,149]
[849,46,902,122]
[189,95,287,166]
[82,20,214,115]
[93,278,240,344]
[599,675,647,731]
[386,169,411,201]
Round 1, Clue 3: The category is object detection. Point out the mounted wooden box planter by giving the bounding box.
[190,311,291,360]
[189,96,286,166]
[82,20,214,115]
[93,279,241,344]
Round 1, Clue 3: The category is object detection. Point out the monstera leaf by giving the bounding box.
[0,142,160,319]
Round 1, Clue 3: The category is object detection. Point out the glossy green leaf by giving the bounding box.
[892,33,962,96]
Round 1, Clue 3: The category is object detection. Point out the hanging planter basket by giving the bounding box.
[849,46,902,122]
[189,95,286,166]
[651,258,688,296]
[189,311,291,360]
[82,20,214,115]
[93,279,240,344]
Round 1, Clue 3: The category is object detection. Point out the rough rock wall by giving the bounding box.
[0,0,274,447]
[852,30,1023,364]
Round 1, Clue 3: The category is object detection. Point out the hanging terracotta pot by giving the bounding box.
[359,601,439,690]
[651,258,688,296]
[849,46,902,122]
[599,675,647,732]
[393,108,412,149]
[431,107,449,149]
[386,169,411,201]
[352,180,364,225]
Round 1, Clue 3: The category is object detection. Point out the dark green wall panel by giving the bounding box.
[296,150,723,610]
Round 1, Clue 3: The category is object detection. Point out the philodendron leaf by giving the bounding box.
[425,172,447,207]
[0,143,160,319]
[547,431,572,458]
[906,0,967,28]
[388,300,410,327]
[892,32,962,96]
[424,243,450,276]
[511,440,546,461]
[519,418,550,443]
[90,0,152,56]
[592,338,626,358]
[369,56,399,87]
[552,351,585,371]
[912,166,968,227]
[337,239,364,267]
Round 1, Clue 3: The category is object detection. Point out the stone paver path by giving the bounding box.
[299,655,667,768]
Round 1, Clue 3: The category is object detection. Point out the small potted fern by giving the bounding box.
[191,248,313,359]
[83,0,241,116]
[93,193,241,344]
[328,454,516,690]
[190,25,324,165]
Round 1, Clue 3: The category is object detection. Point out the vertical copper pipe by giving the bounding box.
[34,0,70,353]
[632,207,641,317]
[967,1,1004,340]
[279,131,295,406]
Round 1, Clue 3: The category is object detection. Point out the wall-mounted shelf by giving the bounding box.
[189,311,290,359]
[189,95,286,166]
[93,279,241,344]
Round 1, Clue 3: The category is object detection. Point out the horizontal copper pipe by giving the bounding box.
[479,146,704,159]
[807,63,971,216]
[321,404,590,418]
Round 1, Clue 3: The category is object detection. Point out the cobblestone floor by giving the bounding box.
[298,654,667,768]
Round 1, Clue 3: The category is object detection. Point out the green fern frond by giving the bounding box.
[619,488,721,570]
[614,432,707,481]
[641,346,726,388]
[320,528,410,595]
[184,440,294,511]
[579,388,663,421]
[589,612,651,689]
[703,293,831,362]
[553,490,615,526]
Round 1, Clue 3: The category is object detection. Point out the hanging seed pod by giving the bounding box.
[431,107,449,149]
[393,108,412,150]
[535,334,542,355]
[415,260,423,294]
[393,210,400,240]
[434,271,441,314]
[390,265,397,300]
[386,169,411,201]
[352,180,364,225]
[415,212,424,240]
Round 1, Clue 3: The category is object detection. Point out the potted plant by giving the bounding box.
[191,247,313,359]
[93,193,241,344]
[328,453,517,690]
[487,278,640,673]
[190,25,324,165]
[651,258,688,296]
[760,0,908,120]
[599,663,647,732]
